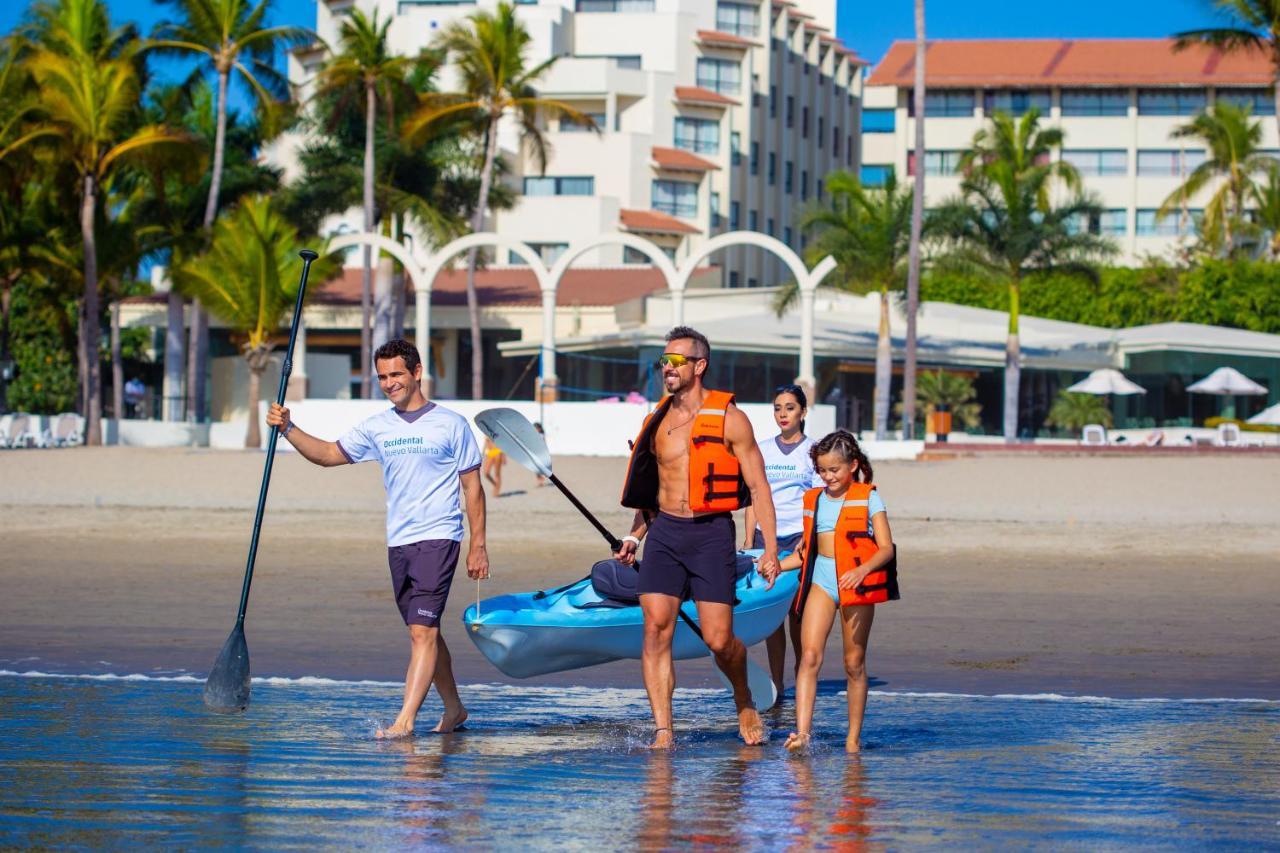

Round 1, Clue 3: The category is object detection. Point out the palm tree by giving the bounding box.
[779,171,914,440]
[172,195,332,447]
[895,368,983,432]
[1157,102,1273,251]
[26,0,189,445]
[902,0,926,439]
[1174,1,1280,142]
[1248,161,1280,256]
[403,1,592,400]
[934,108,1115,442]
[315,8,418,398]
[151,0,310,422]
[1046,390,1113,431]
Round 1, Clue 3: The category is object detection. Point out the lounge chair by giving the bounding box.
[1081,423,1107,446]
[1142,429,1165,447]
[0,414,13,449]
[1214,422,1242,448]
[48,413,84,447]
[4,413,33,448]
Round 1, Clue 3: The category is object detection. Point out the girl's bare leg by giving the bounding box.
[785,589,837,753]
[840,604,875,753]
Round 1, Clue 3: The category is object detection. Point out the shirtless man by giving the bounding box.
[266,338,488,738]
[616,326,781,748]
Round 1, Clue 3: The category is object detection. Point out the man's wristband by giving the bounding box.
[621,535,641,547]
[282,421,294,437]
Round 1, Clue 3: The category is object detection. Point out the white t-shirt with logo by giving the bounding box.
[757,435,826,537]
[337,402,482,547]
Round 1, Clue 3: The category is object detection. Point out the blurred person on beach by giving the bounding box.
[778,430,897,754]
[482,437,505,496]
[266,338,488,739]
[614,326,781,748]
[124,377,146,418]
[742,384,825,706]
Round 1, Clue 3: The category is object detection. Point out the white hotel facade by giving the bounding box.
[285,0,866,289]
[860,39,1279,263]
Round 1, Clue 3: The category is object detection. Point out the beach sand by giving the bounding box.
[1,447,1277,698]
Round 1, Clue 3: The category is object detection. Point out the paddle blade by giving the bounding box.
[475,408,553,478]
[711,654,778,712]
[203,625,250,714]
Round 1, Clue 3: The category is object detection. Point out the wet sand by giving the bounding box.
[1,447,1277,698]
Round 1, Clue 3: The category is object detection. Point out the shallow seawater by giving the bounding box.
[0,673,1277,848]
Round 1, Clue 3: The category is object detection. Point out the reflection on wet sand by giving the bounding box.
[385,733,482,847]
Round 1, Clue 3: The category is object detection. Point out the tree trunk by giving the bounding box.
[111,301,123,426]
[244,345,271,449]
[1003,281,1021,443]
[873,287,892,440]
[164,289,185,420]
[81,174,101,446]
[360,80,376,398]
[901,0,926,440]
[465,116,501,400]
[188,67,232,424]
[0,284,11,412]
[373,236,394,351]
[391,214,406,338]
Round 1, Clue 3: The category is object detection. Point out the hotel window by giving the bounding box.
[711,191,722,227]
[575,0,654,10]
[748,277,759,288]
[860,164,893,187]
[818,116,825,146]
[731,131,742,165]
[509,243,567,265]
[1068,210,1127,236]
[1216,87,1276,116]
[559,112,605,132]
[523,175,594,195]
[1060,88,1128,116]
[982,89,1050,117]
[910,90,975,117]
[908,150,963,176]
[576,54,642,69]
[1061,149,1128,177]
[1136,149,1207,176]
[833,127,841,157]
[729,271,741,288]
[846,136,853,166]
[768,152,776,185]
[674,117,719,154]
[750,142,759,175]
[1137,89,1206,116]
[767,217,775,236]
[785,162,793,193]
[801,169,809,199]
[770,85,777,117]
[730,201,740,229]
[749,210,759,231]
[651,180,698,217]
[696,58,741,95]
[786,95,794,128]
[784,225,793,245]
[862,108,895,133]
[1136,208,1202,236]
[715,1,759,36]
[802,106,809,137]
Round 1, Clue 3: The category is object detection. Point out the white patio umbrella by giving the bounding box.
[1246,402,1280,426]
[1187,367,1268,395]
[1067,368,1147,396]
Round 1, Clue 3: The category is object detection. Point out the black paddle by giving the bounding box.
[203,249,319,714]
[473,408,778,709]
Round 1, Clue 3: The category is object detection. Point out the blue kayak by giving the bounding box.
[461,552,798,679]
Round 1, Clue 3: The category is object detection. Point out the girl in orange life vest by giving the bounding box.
[779,430,897,754]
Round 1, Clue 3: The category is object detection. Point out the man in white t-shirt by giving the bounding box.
[266,339,487,739]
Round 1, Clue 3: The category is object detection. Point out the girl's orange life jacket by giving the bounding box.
[620,389,751,514]
[793,484,899,614]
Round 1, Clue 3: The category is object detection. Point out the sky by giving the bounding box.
[0,0,1235,98]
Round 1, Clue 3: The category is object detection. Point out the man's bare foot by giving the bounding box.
[433,706,469,733]
[784,731,810,754]
[845,737,861,754]
[737,706,766,745]
[376,721,414,740]
[648,727,674,749]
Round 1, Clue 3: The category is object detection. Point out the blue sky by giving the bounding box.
[0,0,1232,94]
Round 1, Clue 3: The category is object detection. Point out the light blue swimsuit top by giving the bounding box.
[815,490,887,535]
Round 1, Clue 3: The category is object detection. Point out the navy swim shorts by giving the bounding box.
[638,512,737,605]
[387,539,460,627]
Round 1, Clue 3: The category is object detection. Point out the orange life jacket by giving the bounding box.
[793,484,898,614]
[620,389,751,514]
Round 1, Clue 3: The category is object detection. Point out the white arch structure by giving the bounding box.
[325,228,837,397]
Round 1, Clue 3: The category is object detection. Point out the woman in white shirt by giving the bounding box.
[742,384,824,706]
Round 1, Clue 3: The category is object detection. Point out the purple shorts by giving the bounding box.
[638,512,737,605]
[387,539,460,627]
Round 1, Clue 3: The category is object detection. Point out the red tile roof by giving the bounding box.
[867,38,1273,88]
[697,29,758,48]
[620,209,701,235]
[673,85,740,107]
[314,266,675,308]
[651,146,720,172]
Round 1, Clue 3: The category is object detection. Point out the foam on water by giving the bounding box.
[1,672,1277,847]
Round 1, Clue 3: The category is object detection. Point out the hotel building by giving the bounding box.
[860,39,1278,263]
